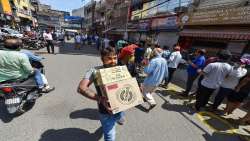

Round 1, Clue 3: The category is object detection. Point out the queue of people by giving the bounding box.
[1,34,249,141]
[83,37,250,140]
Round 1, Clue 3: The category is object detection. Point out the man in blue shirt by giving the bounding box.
[181,49,206,97]
[142,48,168,109]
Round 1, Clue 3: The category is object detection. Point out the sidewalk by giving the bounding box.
[165,68,250,140]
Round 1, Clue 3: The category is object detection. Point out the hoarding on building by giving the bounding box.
[138,19,151,31]
[1,0,12,15]
[151,16,178,30]
[184,6,250,25]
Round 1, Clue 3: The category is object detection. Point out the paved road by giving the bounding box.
[0,42,247,141]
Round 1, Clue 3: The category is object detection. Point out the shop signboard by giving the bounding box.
[151,16,178,30]
[184,6,250,25]
[137,19,151,31]
[128,22,138,29]
[0,0,12,15]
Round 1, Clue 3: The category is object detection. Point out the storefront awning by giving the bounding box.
[102,27,116,33]
[180,29,250,40]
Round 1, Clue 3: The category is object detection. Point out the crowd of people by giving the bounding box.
[1,33,249,141]
[0,37,55,93]
[77,37,250,141]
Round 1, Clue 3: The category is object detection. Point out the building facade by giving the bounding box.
[0,0,13,26]
[128,0,192,47]
[72,6,85,18]
[179,0,250,57]
[84,0,96,33]
[12,0,34,31]
[37,4,65,31]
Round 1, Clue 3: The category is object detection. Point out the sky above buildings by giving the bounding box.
[40,0,90,12]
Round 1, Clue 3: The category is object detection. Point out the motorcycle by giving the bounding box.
[0,80,39,115]
[22,37,46,50]
[0,54,45,115]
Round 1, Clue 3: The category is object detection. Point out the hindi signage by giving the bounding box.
[151,16,178,30]
[138,19,151,31]
[185,6,250,25]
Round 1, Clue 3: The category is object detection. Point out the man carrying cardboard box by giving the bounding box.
[78,47,124,141]
[77,47,125,141]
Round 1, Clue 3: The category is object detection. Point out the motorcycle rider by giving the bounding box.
[0,38,54,93]
[20,49,54,91]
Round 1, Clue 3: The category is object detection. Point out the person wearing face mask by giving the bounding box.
[142,48,169,110]
[77,47,125,141]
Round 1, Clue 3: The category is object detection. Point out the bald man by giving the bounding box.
[142,48,169,110]
[0,38,54,93]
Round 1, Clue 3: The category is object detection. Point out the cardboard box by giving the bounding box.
[101,78,144,114]
[96,66,131,85]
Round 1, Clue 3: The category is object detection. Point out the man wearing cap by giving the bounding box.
[142,48,168,109]
[165,45,182,86]
[181,49,206,97]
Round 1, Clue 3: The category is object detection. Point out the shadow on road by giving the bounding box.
[0,102,14,123]
[203,132,240,141]
[156,93,195,115]
[38,127,103,141]
[0,100,36,123]
[58,43,100,56]
[70,108,99,120]
[135,105,150,113]
[157,89,189,100]
[180,112,241,141]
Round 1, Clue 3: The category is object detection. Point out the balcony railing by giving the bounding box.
[17,8,32,16]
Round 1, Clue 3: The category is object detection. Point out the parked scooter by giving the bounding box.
[22,37,46,50]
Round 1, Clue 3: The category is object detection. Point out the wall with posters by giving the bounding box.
[151,16,178,30]
[156,32,179,48]
[184,6,250,25]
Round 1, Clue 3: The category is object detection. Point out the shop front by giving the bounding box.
[151,15,179,48]
[179,28,250,57]
[179,5,250,57]
[128,19,151,43]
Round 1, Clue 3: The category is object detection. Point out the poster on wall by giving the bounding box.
[151,16,178,30]
[137,19,151,31]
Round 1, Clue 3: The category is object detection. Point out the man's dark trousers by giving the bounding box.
[195,85,215,111]
[46,40,54,54]
[165,67,176,84]
[212,87,233,110]
[184,74,198,95]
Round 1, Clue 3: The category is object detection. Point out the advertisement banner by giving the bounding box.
[138,19,151,31]
[1,0,12,15]
[184,6,250,25]
[151,16,178,30]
